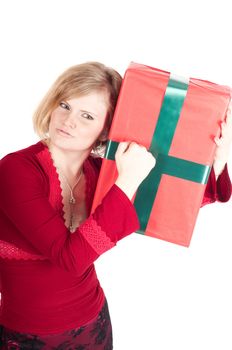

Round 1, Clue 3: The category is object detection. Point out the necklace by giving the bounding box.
[58,168,83,233]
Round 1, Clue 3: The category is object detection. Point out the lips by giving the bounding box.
[57,128,73,137]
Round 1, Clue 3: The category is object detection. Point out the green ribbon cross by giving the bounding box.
[104,75,211,233]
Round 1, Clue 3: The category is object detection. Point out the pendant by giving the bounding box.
[69,213,75,233]
[69,225,75,233]
[69,197,76,204]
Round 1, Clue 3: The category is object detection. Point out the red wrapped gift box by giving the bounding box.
[91,62,231,246]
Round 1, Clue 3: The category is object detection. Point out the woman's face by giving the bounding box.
[48,90,109,153]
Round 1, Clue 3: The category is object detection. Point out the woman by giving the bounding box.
[0,62,231,349]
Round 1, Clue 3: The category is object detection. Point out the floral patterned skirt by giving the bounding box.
[0,299,112,350]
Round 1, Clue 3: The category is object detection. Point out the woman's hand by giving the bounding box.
[213,101,232,178]
[115,141,156,200]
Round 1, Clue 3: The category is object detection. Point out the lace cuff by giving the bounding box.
[0,239,47,260]
[216,163,232,202]
[78,216,115,255]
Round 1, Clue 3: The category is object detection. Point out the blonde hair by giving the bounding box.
[33,61,122,154]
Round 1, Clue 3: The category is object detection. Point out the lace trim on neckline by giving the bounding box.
[0,141,99,261]
[36,142,93,231]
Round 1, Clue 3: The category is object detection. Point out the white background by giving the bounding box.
[0,1,231,349]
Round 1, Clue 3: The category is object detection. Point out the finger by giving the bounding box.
[129,142,147,150]
[228,98,232,110]
[225,111,232,124]
[220,121,228,137]
[148,151,156,159]
[225,100,232,119]
[221,121,226,130]
[148,152,156,165]
[214,136,223,146]
[127,141,138,148]
[116,141,130,155]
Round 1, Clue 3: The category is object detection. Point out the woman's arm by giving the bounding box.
[0,153,140,275]
[202,102,232,206]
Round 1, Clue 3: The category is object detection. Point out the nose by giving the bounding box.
[63,113,76,129]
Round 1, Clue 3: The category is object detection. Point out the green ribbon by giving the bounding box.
[104,74,211,233]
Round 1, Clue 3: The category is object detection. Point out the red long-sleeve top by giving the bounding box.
[0,141,231,334]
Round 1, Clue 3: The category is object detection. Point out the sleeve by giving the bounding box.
[0,154,140,274]
[201,164,231,207]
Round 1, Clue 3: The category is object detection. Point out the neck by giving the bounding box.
[44,139,90,179]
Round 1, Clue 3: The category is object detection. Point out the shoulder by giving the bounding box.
[1,141,44,160]
[0,141,47,180]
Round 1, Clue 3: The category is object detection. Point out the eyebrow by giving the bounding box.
[63,99,99,117]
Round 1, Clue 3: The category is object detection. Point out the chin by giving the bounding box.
[52,138,91,153]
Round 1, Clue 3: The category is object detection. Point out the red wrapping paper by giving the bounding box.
[91,62,231,246]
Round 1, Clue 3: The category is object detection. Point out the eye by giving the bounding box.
[81,112,94,120]
[59,102,71,111]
